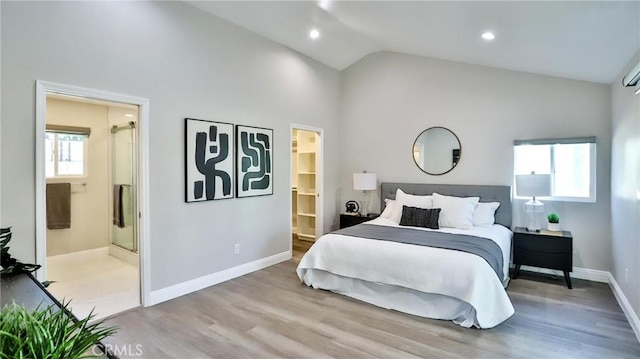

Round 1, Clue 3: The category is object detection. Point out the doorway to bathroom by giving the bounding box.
[35,81,150,320]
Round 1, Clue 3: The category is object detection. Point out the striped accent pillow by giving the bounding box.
[399,206,441,229]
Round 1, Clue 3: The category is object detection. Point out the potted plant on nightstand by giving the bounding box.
[547,212,560,232]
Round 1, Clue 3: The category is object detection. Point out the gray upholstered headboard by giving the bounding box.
[380,182,512,228]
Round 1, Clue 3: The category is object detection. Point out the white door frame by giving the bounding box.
[290,123,324,254]
[35,80,151,306]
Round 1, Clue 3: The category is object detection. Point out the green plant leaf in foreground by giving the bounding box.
[0,301,118,359]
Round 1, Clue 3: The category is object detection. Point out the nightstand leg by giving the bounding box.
[564,271,572,289]
[513,265,521,279]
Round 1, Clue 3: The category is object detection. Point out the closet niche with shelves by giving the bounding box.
[292,129,317,241]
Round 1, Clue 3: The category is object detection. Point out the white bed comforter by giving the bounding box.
[296,217,515,328]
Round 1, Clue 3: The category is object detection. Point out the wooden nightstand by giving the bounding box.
[339,214,379,229]
[512,227,574,289]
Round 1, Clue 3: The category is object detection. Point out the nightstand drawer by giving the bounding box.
[339,214,379,229]
[514,234,572,254]
[514,248,572,271]
[512,227,574,288]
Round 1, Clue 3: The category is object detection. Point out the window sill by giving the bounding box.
[514,196,596,204]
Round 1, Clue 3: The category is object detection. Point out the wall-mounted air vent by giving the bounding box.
[622,60,640,88]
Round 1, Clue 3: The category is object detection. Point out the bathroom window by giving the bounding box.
[45,129,89,178]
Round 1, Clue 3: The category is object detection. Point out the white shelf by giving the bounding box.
[297,233,315,241]
[293,129,317,242]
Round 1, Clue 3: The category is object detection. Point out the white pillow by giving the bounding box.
[380,199,396,219]
[390,189,433,224]
[432,192,479,229]
[473,202,500,227]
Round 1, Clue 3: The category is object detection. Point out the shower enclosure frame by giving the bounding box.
[34,80,151,307]
[109,121,138,256]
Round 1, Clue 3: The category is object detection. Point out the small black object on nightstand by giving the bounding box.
[345,200,359,214]
[339,213,379,229]
[512,227,573,289]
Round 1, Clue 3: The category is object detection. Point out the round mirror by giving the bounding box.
[412,127,461,175]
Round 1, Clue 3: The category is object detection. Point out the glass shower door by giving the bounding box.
[111,122,137,253]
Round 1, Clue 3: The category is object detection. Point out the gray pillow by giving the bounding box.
[399,206,440,229]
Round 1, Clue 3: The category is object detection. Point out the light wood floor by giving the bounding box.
[292,235,313,262]
[103,261,640,359]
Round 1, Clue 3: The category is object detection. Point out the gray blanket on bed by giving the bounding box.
[333,224,503,279]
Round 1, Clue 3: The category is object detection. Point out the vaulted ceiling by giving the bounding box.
[189,0,639,84]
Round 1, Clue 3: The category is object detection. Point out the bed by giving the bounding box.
[296,183,515,328]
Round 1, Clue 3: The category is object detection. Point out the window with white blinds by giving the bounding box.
[45,130,89,178]
[514,137,596,202]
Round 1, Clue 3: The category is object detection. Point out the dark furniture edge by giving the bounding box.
[4,272,119,359]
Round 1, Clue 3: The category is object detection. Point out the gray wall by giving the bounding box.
[0,1,630,300]
[340,51,612,272]
[611,51,640,318]
[0,1,341,290]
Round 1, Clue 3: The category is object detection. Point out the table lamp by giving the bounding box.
[353,171,377,216]
[515,172,551,232]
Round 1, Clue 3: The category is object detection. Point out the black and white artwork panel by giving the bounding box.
[236,125,273,198]
[185,118,234,202]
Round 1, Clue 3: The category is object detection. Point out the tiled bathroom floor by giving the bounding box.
[47,248,140,320]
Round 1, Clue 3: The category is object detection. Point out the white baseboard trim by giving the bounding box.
[148,250,292,306]
[608,273,640,343]
[517,265,609,283]
[108,244,138,267]
[47,247,109,264]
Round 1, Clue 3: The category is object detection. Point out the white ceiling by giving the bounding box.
[188,1,640,84]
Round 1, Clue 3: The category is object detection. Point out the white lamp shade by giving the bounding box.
[515,174,551,197]
[353,172,377,191]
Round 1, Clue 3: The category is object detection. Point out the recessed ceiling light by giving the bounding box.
[482,32,495,40]
[125,113,134,118]
[318,0,332,10]
[309,29,320,39]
